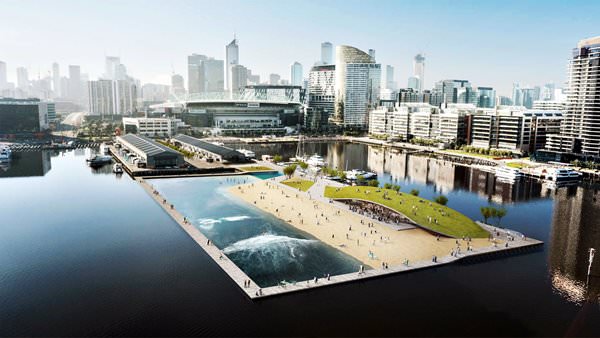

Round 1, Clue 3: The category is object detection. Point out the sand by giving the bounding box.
[229,179,500,268]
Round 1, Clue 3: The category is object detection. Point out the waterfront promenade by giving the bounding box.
[137,172,542,300]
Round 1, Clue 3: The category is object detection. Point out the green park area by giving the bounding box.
[281,177,315,192]
[238,166,276,172]
[505,161,530,169]
[324,186,489,238]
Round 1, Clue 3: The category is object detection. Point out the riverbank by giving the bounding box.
[229,178,500,267]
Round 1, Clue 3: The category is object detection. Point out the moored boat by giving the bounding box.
[112,163,123,174]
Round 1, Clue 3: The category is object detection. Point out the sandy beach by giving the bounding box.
[229,179,500,268]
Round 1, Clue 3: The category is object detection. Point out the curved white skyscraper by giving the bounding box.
[334,45,381,129]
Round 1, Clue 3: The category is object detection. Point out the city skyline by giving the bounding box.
[2,0,599,95]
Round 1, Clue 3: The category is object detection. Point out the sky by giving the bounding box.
[1,0,599,95]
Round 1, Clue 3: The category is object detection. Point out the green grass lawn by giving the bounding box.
[238,165,276,172]
[324,186,489,238]
[505,161,530,169]
[442,150,499,160]
[281,177,315,192]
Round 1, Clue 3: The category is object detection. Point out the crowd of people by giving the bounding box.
[344,200,413,226]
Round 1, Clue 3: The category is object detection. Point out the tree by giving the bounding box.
[356,175,366,186]
[495,207,507,226]
[368,179,379,187]
[299,161,309,170]
[339,171,347,181]
[410,189,419,196]
[283,164,297,178]
[480,206,497,224]
[383,183,393,189]
[435,195,448,206]
[392,185,401,193]
[273,155,283,163]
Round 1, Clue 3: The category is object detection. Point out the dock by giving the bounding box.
[137,172,543,300]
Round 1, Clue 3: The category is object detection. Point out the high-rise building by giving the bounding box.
[141,83,170,102]
[52,62,61,97]
[290,62,303,86]
[545,36,600,157]
[413,54,425,92]
[321,42,333,65]
[247,69,260,85]
[0,61,6,89]
[334,45,381,129]
[434,79,474,104]
[171,74,185,97]
[368,49,376,60]
[68,65,82,100]
[225,37,239,91]
[477,87,496,108]
[542,83,556,101]
[17,67,29,89]
[88,79,137,116]
[407,76,420,91]
[269,74,281,85]
[188,54,208,95]
[385,65,396,90]
[308,64,336,118]
[202,58,224,93]
[231,65,248,93]
[105,56,121,80]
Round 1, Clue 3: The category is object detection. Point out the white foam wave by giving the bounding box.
[221,215,251,222]
[223,234,316,255]
[196,218,222,229]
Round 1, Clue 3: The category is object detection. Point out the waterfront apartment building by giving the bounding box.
[122,117,183,138]
[334,45,381,129]
[470,106,563,153]
[543,36,600,159]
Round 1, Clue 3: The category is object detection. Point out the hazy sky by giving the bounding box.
[2,0,599,95]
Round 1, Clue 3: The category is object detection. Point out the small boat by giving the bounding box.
[99,143,111,155]
[0,145,12,161]
[305,154,326,167]
[87,155,112,168]
[112,163,123,174]
[495,166,524,180]
[236,149,256,159]
[345,169,377,180]
[545,168,581,182]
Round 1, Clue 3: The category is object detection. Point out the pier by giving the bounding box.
[138,170,543,300]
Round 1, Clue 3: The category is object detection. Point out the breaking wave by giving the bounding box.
[196,215,251,229]
[221,215,251,222]
[223,234,317,269]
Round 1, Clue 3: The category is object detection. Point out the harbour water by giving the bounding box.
[1,144,599,336]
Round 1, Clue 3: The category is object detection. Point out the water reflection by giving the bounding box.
[0,151,52,178]
[549,185,600,305]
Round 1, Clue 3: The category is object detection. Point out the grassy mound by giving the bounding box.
[281,177,315,192]
[324,186,488,238]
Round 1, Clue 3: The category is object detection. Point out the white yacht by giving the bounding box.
[345,169,377,181]
[112,163,123,174]
[495,166,524,180]
[546,168,581,182]
[236,149,256,159]
[0,145,12,161]
[305,154,326,167]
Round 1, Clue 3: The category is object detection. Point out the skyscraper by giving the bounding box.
[0,61,6,89]
[202,58,224,93]
[385,65,395,90]
[68,65,81,100]
[230,64,248,94]
[269,74,281,85]
[290,62,303,86]
[52,62,61,97]
[225,37,239,91]
[17,67,29,89]
[321,42,333,65]
[88,79,136,116]
[546,36,600,157]
[334,45,381,129]
[413,54,425,92]
[407,76,420,91]
[368,49,376,60]
[171,74,186,98]
[187,54,207,95]
[477,87,496,108]
[105,56,121,80]
[308,64,335,117]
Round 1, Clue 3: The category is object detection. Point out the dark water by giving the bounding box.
[146,176,361,287]
[1,144,599,336]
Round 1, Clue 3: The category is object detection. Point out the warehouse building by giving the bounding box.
[116,134,184,169]
[171,134,246,163]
